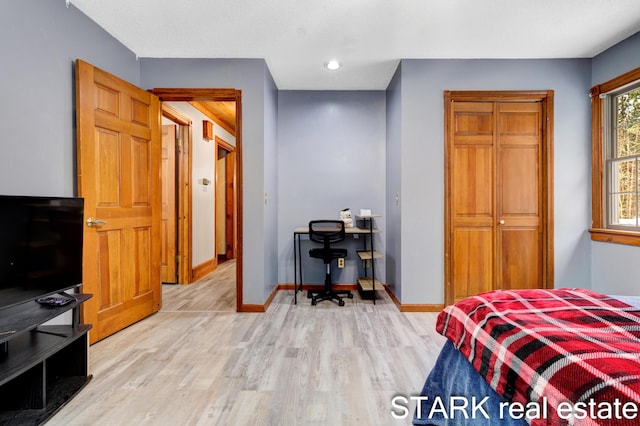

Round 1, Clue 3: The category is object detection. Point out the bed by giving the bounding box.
[413,289,640,426]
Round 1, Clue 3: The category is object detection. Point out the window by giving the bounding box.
[591,67,640,246]
[606,83,640,229]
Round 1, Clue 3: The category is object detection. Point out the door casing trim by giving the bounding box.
[152,88,244,312]
[443,90,554,306]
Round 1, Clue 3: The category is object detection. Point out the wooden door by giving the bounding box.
[496,103,543,290]
[76,59,162,344]
[225,151,236,259]
[161,125,177,283]
[445,92,553,305]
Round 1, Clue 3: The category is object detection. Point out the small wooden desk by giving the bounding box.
[292,225,379,304]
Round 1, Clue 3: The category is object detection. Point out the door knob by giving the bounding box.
[499,220,505,225]
[86,217,107,227]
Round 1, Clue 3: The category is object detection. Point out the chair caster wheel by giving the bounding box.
[311,299,317,306]
[347,293,354,299]
[339,300,345,306]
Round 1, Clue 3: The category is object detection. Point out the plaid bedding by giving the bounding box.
[436,288,640,425]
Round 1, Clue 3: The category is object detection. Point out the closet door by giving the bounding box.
[445,92,552,305]
[496,102,543,291]
[448,101,495,303]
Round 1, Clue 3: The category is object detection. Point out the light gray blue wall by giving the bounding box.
[1,1,279,306]
[386,65,403,300]
[277,91,386,287]
[140,58,277,304]
[592,32,640,85]
[391,59,593,304]
[5,0,638,305]
[591,32,640,296]
[263,69,279,300]
[0,0,139,197]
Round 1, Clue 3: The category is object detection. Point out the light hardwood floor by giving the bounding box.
[49,260,446,426]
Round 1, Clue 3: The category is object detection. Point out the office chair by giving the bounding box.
[307,220,354,306]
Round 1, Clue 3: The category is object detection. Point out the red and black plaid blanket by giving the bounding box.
[436,288,640,425]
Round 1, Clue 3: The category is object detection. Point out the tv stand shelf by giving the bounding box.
[0,293,92,425]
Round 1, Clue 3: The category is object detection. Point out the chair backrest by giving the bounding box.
[309,220,345,246]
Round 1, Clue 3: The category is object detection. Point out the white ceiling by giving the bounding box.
[69,0,640,90]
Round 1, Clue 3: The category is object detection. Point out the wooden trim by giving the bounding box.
[239,304,266,313]
[384,285,444,311]
[202,120,213,140]
[215,135,235,152]
[162,104,192,126]
[191,102,236,136]
[151,88,239,101]
[385,285,402,308]
[192,258,217,282]
[275,285,441,312]
[589,228,640,247]
[181,125,193,284]
[151,88,244,311]
[590,66,640,245]
[543,91,555,290]
[443,91,453,306]
[235,97,243,312]
[591,86,604,229]
[598,67,640,94]
[239,286,277,313]
[278,283,359,291]
[442,90,552,102]
[443,90,555,306]
[399,304,445,312]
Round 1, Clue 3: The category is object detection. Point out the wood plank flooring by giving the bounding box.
[48,260,446,426]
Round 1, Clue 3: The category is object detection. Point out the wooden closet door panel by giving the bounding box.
[499,228,540,290]
[452,228,493,302]
[450,102,494,226]
[452,145,494,222]
[496,102,543,290]
[449,102,496,299]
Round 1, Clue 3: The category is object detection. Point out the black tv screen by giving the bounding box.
[0,195,84,310]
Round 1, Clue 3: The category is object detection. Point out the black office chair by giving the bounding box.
[307,220,354,306]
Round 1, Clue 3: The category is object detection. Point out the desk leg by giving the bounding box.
[297,234,303,300]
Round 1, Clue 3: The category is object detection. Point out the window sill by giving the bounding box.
[589,228,640,247]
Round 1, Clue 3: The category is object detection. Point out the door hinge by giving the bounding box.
[176,255,181,264]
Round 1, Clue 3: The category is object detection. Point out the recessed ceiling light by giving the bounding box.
[326,60,341,70]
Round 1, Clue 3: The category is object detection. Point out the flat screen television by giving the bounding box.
[0,195,84,310]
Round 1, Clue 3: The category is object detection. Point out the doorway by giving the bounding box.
[444,90,554,306]
[153,89,243,312]
[160,104,191,284]
[216,136,236,263]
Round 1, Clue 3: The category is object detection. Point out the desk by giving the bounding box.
[293,225,380,304]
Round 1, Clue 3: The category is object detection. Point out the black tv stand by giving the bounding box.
[0,293,92,425]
